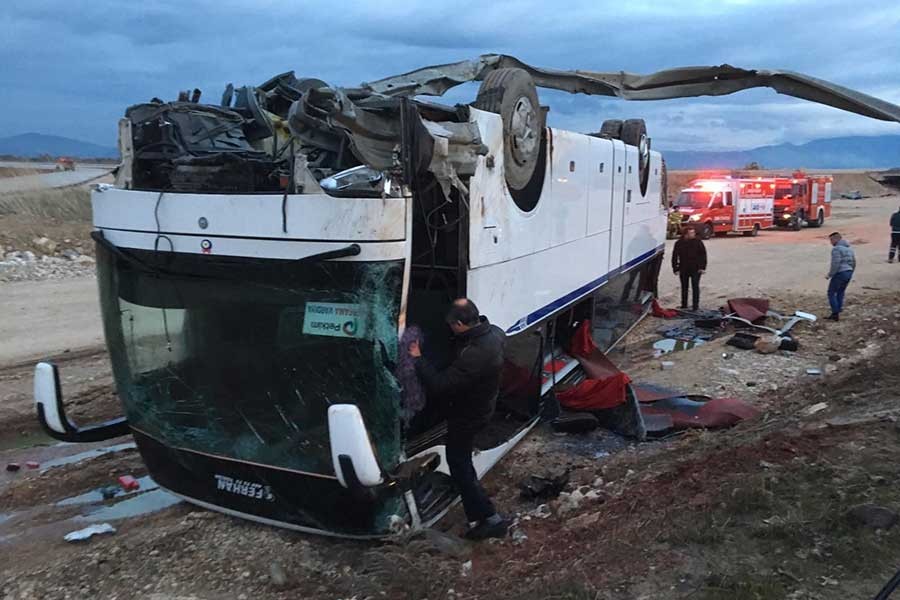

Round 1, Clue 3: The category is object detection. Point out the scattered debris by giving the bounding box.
[523,504,552,520]
[25,461,39,470]
[519,470,570,501]
[660,361,675,371]
[510,527,529,545]
[847,504,899,530]
[117,475,141,492]
[779,337,800,352]
[63,523,117,542]
[727,332,760,350]
[5,463,21,472]
[754,335,783,354]
[653,338,705,356]
[651,299,679,318]
[806,368,823,376]
[460,561,473,578]
[550,412,600,434]
[554,487,603,518]
[269,562,289,588]
[800,402,828,417]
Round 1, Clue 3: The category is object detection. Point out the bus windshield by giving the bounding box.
[96,246,405,476]
[674,191,714,209]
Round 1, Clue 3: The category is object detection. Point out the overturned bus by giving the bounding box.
[34,55,900,537]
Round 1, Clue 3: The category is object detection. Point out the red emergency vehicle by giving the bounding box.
[773,171,832,230]
[673,176,775,239]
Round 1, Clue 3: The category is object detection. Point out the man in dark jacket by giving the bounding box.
[889,207,900,263]
[409,298,508,540]
[671,226,708,311]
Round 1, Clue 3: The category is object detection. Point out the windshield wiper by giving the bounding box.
[293,243,361,264]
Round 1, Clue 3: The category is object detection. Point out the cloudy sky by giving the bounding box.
[2,0,899,151]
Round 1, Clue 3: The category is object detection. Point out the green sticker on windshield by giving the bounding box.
[302,302,368,338]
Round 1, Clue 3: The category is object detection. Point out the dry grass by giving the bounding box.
[0,167,54,178]
[0,187,92,221]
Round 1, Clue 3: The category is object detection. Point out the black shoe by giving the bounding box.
[464,517,510,541]
[692,306,699,312]
[827,313,840,321]
[679,305,688,310]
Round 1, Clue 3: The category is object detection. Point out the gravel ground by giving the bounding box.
[0,251,95,283]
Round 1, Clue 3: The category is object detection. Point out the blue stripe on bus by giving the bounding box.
[505,244,665,334]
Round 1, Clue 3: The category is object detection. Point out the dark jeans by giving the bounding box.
[678,269,702,309]
[445,417,495,523]
[828,270,853,315]
[890,233,900,260]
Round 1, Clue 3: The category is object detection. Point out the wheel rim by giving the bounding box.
[509,96,538,166]
[638,134,650,171]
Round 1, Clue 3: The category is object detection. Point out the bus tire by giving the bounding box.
[621,119,647,147]
[473,68,543,192]
[599,119,623,139]
[621,119,651,197]
[743,223,761,237]
[701,223,714,240]
[792,211,803,231]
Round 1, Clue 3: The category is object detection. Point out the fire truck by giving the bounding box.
[673,176,775,239]
[773,171,832,230]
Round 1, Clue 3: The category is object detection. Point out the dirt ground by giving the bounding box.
[1,178,900,598]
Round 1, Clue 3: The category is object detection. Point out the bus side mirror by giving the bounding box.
[35,362,68,436]
[328,404,384,489]
[35,362,130,443]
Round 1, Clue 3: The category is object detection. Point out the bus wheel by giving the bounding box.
[701,223,714,240]
[792,211,803,231]
[622,120,651,197]
[473,68,543,192]
[750,223,761,237]
[599,119,623,139]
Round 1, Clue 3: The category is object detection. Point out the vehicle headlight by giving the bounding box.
[783,212,791,217]
[688,214,702,222]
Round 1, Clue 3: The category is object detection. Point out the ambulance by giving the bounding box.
[773,171,833,230]
[673,176,775,239]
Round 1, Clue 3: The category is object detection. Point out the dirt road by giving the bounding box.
[0,276,102,367]
[659,193,900,303]
[2,192,900,599]
[0,167,112,193]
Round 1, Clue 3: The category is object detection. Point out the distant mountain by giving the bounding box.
[662,135,900,170]
[0,133,118,159]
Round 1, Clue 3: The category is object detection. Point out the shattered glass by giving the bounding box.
[97,246,404,475]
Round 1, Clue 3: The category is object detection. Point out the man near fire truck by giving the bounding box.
[672,226,707,311]
[826,232,856,321]
[889,206,900,263]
